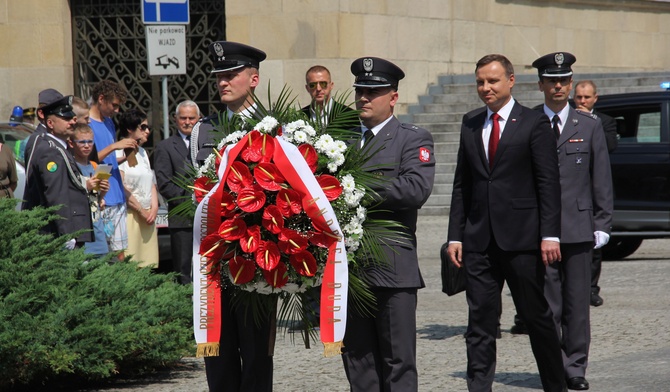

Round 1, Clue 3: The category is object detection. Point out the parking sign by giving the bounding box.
[142,0,190,25]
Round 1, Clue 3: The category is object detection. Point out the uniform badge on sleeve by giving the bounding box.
[419,147,430,162]
[46,162,58,172]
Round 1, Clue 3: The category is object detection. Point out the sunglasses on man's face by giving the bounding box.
[307,81,329,90]
[140,124,150,131]
[74,140,94,145]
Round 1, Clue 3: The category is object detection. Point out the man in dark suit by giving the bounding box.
[533,53,613,391]
[341,57,435,392]
[447,54,566,392]
[154,100,201,283]
[574,79,618,307]
[190,41,275,392]
[22,95,94,248]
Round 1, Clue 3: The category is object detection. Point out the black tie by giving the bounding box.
[552,115,560,140]
[364,129,375,146]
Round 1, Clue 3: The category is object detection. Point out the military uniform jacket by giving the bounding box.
[553,107,613,243]
[360,116,436,289]
[190,109,254,166]
[22,135,93,242]
[154,133,193,229]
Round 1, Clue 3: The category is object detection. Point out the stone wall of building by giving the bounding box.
[0,0,73,119]
[1,0,669,118]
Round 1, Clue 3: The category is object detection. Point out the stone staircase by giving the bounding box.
[398,72,670,216]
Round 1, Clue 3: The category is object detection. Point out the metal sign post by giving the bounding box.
[142,0,189,140]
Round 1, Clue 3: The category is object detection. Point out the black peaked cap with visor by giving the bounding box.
[208,41,267,74]
[350,57,405,88]
[532,52,576,78]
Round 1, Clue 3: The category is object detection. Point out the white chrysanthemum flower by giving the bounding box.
[356,205,367,221]
[293,130,308,143]
[333,154,345,166]
[255,116,279,133]
[334,140,347,153]
[302,123,316,137]
[327,162,338,173]
[340,174,355,191]
[345,237,360,253]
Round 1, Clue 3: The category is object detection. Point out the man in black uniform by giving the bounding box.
[22,95,94,248]
[191,41,275,392]
[341,57,435,392]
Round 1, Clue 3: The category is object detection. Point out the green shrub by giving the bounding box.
[0,199,193,390]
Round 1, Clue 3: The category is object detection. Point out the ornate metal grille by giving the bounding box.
[70,0,225,147]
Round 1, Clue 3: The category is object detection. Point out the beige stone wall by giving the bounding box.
[226,0,670,114]
[1,0,669,118]
[0,0,73,121]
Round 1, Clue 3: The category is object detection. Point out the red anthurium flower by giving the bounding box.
[240,225,261,253]
[220,191,237,218]
[240,130,261,163]
[200,234,230,260]
[226,161,253,193]
[290,250,317,277]
[218,218,247,241]
[255,240,281,271]
[278,230,308,255]
[263,262,288,288]
[228,256,257,285]
[241,131,276,163]
[298,144,318,173]
[237,184,267,213]
[276,188,302,217]
[262,205,284,234]
[193,176,216,203]
[316,174,343,201]
[255,162,286,191]
[308,230,339,248]
[278,227,299,242]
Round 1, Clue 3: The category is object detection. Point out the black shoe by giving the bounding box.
[496,326,502,339]
[590,292,604,307]
[566,376,589,390]
[510,321,528,335]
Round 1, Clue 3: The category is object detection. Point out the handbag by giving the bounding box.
[440,242,466,296]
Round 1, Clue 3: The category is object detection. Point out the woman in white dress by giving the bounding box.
[116,109,159,268]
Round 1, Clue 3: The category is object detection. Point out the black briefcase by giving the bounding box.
[440,242,466,296]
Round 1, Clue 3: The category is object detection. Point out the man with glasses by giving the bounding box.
[89,80,136,261]
[302,65,335,122]
[22,96,94,249]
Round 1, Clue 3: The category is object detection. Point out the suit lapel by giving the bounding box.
[171,135,190,162]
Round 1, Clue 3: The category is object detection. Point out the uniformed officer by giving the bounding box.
[194,41,275,392]
[190,41,267,167]
[22,95,94,248]
[341,57,435,392]
[533,52,613,391]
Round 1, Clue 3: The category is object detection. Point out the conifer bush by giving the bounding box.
[0,199,193,389]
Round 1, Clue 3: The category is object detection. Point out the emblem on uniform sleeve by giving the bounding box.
[419,147,430,163]
[363,58,373,72]
[46,162,58,172]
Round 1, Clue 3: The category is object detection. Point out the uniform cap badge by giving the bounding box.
[554,53,564,65]
[363,58,374,72]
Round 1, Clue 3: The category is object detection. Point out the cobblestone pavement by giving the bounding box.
[86,216,670,392]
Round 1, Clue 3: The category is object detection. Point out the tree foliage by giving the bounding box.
[0,199,193,390]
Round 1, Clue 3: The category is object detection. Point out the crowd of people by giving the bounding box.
[2,40,616,392]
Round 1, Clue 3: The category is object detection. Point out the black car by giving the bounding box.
[594,89,670,259]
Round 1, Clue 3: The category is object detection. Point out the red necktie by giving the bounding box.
[489,113,500,170]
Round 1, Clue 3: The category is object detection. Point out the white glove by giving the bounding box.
[64,238,76,250]
[594,231,610,249]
